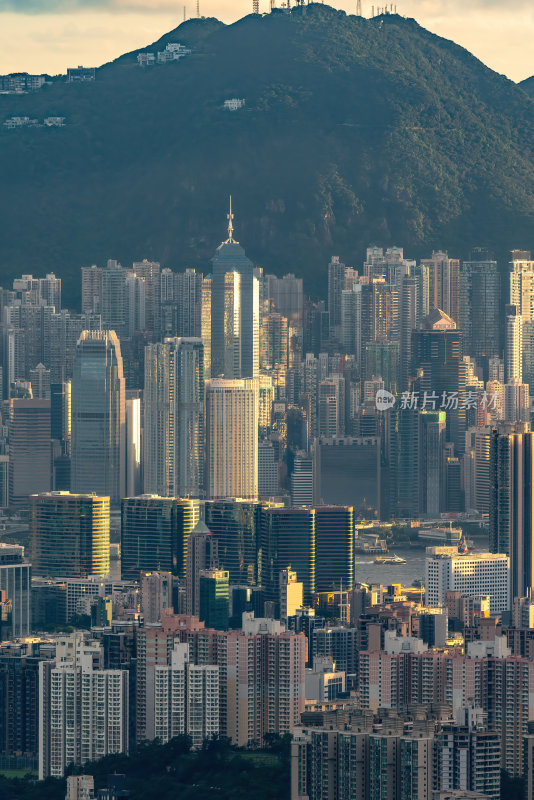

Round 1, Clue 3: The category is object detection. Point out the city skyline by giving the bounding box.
[0,1,532,82]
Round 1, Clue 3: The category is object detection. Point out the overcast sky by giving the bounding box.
[0,0,532,82]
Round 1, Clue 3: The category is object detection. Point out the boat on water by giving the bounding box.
[374,553,407,565]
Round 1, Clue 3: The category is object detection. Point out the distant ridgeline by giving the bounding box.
[1,4,534,303]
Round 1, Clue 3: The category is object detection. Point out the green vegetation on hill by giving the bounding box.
[1,4,534,303]
[0,735,290,800]
[521,76,534,97]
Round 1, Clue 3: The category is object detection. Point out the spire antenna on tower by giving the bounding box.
[227,196,235,243]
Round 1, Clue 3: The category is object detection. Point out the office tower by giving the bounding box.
[39,651,129,778]
[314,506,354,593]
[422,250,460,324]
[260,311,289,369]
[125,394,142,496]
[29,492,110,579]
[221,617,305,746]
[460,250,500,375]
[50,381,71,446]
[0,544,31,637]
[259,507,315,604]
[143,337,205,498]
[279,567,303,624]
[186,520,219,616]
[505,304,523,382]
[140,571,173,624]
[143,341,174,496]
[175,338,204,497]
[223,270,242,378]
[81,265,103,314]
[29,363,50,398]
[121,496,199,581]
[71,330,125,504]
[8,398,51,506]
[199,569,229,630]
[263,273,304,326]
[412,310,466,456]
[425,550,510,614]
[313,437,381,515]
[204,500,259,586]
[365,340,399,394]
[464,427,492,516]
[291,451,314,507]
[211,207,258,379]
[258,440,279,498]
[205,378,258,501]
[490,427,534,598]
[150,642,219,747]
[419,411,446,516]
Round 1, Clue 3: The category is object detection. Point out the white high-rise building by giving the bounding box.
[39,639,129,779]
[424,548,510,615]
[205,378,258,500]
[149,642,219,748]
[223,271,242,379]
[505,305,523,383]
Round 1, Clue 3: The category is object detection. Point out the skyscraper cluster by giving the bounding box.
[3,214,534,796]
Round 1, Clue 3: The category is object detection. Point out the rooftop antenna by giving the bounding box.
[253,0,259,11]
[227,196,235,243]
[356,0,362,14]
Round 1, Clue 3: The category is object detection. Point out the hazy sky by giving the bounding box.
[0,0,532,82]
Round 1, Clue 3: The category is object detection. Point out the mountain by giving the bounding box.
[521,76,534,97]
[1,4,534,303]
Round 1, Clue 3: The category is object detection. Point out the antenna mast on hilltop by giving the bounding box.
[253,0,259,12]
[356,0,362,14]
[183,5,186,20]
[196,0,200,17]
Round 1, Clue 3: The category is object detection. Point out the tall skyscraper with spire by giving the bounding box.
[211,198,259,379]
